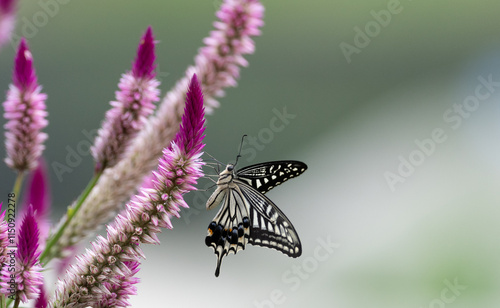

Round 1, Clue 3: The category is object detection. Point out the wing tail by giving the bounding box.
[215,247,224,277]
[205,187,251,277]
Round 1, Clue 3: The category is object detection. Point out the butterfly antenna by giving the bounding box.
[205,152,224,165]
[206,165,221,177]
[234,134,247,168]
[205,152,223,173]
[203,162,221,169]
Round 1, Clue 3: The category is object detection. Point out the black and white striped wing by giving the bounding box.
[237,180,302,258]
[205,187,251,277]
[236,161,307,194]
[205,160,306,276]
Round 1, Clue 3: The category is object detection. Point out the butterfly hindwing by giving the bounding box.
[205,185,251,277]
[237,180,302,257]
[236,161,307,194]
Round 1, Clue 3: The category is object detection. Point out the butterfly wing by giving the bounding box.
[205,186,251,277]
[236,180,302,258]
[236,161,307,194]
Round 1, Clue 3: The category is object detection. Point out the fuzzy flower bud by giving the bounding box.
[1,205,43,303]
[92,26,160,172]
[21,158,51,246]
[3,38,48,172]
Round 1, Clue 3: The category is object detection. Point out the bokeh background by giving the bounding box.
[2,0,500,307]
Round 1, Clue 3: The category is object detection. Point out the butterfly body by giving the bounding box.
[205,160,307,277]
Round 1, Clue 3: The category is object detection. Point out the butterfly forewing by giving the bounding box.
[236,161,308,194]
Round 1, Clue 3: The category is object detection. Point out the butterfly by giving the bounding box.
[205,158,307,277]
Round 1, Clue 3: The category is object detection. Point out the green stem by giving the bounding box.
[4,295,15,308]
[12,172,24,200]
[39,171,102,264]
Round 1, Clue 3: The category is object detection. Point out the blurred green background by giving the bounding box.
[2,0,500,307]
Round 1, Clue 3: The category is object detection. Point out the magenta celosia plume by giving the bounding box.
[3,38,48,172]
[52,74,205,307]
[92,26,160,172]
[17,207,41,273]
[194,0,264,111]
[35,286,48,308]
[1,206,43,303]
[22,158,50,217]
[132,26,156,79]
[174,74,206,156]
[0,0,15,11]
[21,159,51,245]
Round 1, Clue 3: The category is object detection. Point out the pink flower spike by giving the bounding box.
[22,158,50,217]
[35,286,48,308]
[92,27,160,172]
[1,205,43,302]
[132,26,156,79]
[14,38,37,90]
[3,38,48,172]
[0,0,16,50]
[0,0,15,12]
[193,0,265,113]
[52,74,206,307]
[21,158,51,245]
[174,74,206,156]
[17,206,41,267]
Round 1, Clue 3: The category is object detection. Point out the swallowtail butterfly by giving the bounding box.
[205,156,307,277]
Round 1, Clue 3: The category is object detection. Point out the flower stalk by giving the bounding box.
[92,26,160,173]
[39,171,102,264]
